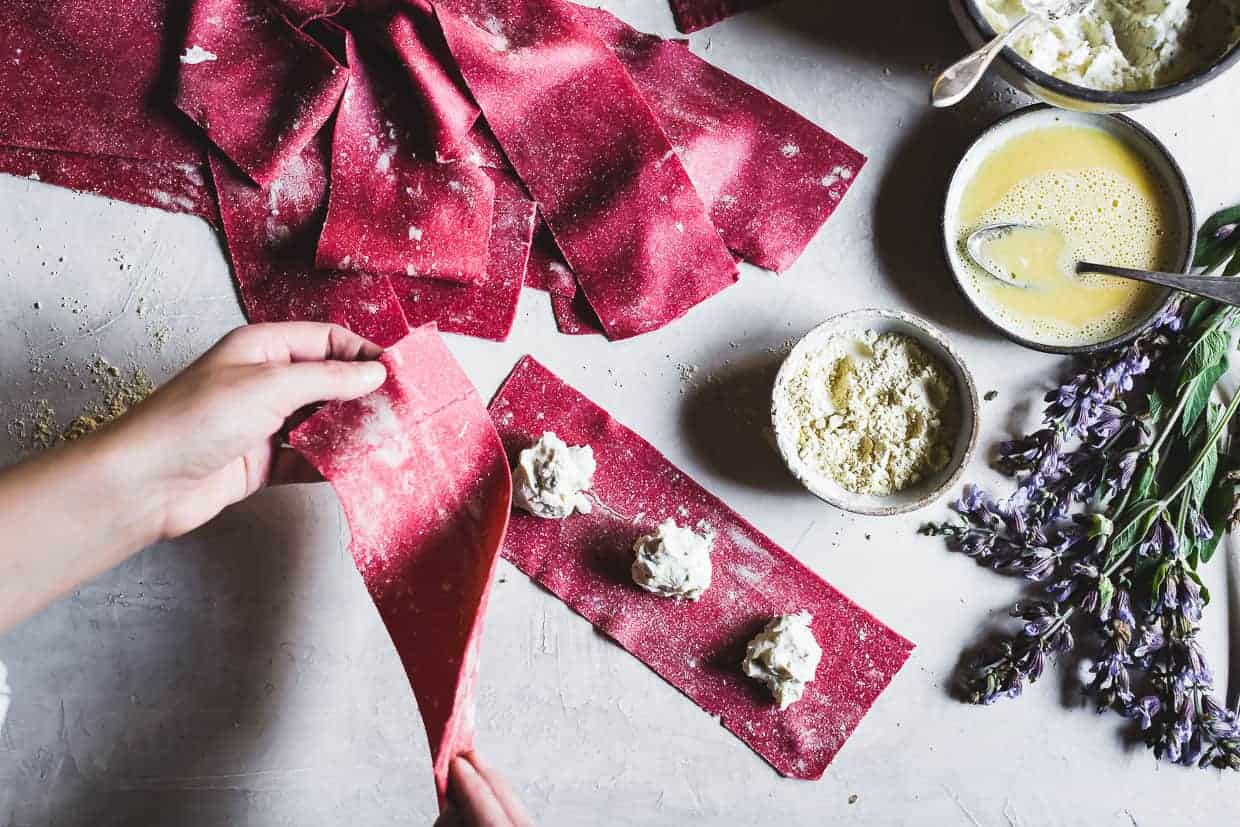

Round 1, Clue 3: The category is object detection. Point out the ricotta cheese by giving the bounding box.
[981,0,1240,91]
[742,612,823,710]
[775,330,958,496]
[631,519,714,600]
[512,432,596,519]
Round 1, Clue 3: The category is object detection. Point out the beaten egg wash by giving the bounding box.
[956,125,1182,347]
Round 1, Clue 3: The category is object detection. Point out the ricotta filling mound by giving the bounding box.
[512,432,596,519]
[981,0,1240,91]
[631,519,714,600]
[776,330,958,497]
[742,612,823,710]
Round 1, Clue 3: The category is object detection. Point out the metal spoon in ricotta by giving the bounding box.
[931,0,1092,108]
[966,222,1240,306]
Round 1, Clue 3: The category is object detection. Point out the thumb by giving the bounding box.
[262,359,388,416]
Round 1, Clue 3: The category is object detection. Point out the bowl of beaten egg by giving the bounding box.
[943,105,1195,354]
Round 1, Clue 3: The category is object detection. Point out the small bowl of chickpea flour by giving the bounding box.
[771,309,979,516]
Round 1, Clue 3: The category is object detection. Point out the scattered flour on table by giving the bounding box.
[774,329,958,496]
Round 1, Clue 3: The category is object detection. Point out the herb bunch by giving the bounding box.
[925,205,1240,769]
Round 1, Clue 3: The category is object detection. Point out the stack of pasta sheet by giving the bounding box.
[0,0,862,342]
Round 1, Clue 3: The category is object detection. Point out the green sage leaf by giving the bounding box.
[1098,575,1116,617]
[1200,455,1240,564]
[1181,360,1227,436]
[1226,248,1240,277]
[1195,206,1240,272]
[1131,450,1159,502]
[1180,327,1229,386]
[1189,402,1224,508]
[1150,560,1170,597]
[1182,299,1216,335]
[1106,500,1160,565]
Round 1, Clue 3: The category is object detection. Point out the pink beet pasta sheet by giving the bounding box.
[387,9,482,159]
[582,7,865,273]
[291,325,511,806]
[433,0,738,340]
[550,290,605,336]
[315,28,494,285]
[270,0,357,26]
[668,0,780,33]
[395,169,537,341]
[0,0,202,163]
[488,358,915,779]
[0,146,217,224]
[524,220,578,297]
[210,133,411,348]
[175,0,350,187]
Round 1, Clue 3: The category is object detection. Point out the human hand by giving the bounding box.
[110,322,387,541]
[434,753,534,827]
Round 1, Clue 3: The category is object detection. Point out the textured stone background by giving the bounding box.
[1,1,1238,824]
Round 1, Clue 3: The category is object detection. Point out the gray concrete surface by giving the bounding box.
[1,1,1238,824]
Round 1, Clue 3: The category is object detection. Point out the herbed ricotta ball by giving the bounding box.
[631,519,714,601]
[742,611,823,710]
[512,432,596,519]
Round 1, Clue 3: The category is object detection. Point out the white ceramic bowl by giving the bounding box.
[943,105,1196,355]
[950,0,1240,113]
[771,309,979,516]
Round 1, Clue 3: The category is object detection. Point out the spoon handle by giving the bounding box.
[1078,262,1240,308]
[931,16,1030,108]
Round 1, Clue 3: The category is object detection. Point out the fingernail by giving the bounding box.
[359,361,387,387]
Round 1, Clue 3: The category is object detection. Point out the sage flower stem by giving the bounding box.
[1150,391,1192,460]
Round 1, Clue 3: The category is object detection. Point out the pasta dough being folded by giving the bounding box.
[291,325,511,805]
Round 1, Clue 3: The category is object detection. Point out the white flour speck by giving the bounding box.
[781,143,800,158]
[482,16,509,51]
[376,148,395,174]
[408,226,424,241]
[174,162,204,185]
[180,45,218,65]
[732,564,763,585]
[267,179,283,215]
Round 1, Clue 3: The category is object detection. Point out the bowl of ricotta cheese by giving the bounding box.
[950,0,1240,110]
[771,309,979,516]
